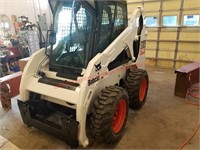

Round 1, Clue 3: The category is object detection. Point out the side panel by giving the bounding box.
[20,48,46,101]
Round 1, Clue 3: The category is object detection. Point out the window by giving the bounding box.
[112,4,127,39]
[145,16,158,27]
[114,5,126,26]
[101,3,115,25]
[102,9,111,25]
[163,16,177,26]
[56,6,87,41]
[97,3,115,53]
[183,15,200,26]
[52,1,93,68]
[97,2,127,53]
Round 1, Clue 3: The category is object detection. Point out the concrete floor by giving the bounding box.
[0,135,20,150]
[0,66,199,149]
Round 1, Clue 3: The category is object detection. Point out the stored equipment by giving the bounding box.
[18,0,149,148]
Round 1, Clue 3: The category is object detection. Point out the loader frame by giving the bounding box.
[18,0,147,148]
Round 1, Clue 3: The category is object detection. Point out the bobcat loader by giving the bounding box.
[18,0,149,148]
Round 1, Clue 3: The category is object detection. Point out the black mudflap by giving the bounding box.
[17,100,79,148]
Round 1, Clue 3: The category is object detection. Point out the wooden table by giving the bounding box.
[0,72,22,108]
[174,60,200,98]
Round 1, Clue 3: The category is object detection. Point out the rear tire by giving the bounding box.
[90,86,129,144]
[125,69,149,109]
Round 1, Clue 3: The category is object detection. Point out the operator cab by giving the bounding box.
[48,0,128,80]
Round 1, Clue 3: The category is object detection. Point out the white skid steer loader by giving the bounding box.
[18,0,149,148]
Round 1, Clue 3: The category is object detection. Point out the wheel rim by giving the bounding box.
[139,78,147,102]
[112,99,127,134]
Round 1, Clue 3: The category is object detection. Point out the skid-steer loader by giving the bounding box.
[18,0,149,148]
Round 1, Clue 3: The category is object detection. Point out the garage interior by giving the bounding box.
[0,0,199,149]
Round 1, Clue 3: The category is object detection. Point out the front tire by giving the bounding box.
[90,86,129,144]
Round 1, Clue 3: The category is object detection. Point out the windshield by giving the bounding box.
[51,1,93,69]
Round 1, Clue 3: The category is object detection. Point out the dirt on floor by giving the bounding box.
[0,66,199,149]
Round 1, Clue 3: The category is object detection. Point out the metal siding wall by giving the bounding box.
[128,0,200,69]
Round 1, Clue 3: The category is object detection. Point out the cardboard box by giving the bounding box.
[18,57,29,71]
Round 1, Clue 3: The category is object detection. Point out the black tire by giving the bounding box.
[125,69,149,110]
[90,86,129,144]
